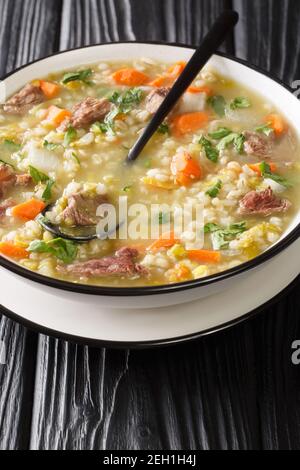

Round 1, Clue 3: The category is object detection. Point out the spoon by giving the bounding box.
[39,10,239,242]
[127,10,239,162]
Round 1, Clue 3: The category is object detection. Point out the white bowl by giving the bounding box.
[0,42,300,311]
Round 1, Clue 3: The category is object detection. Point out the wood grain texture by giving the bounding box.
[0,0,60,451]
[233,0,300,84]
[1,0,300,451]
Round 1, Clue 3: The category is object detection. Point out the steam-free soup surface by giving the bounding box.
[0,59,299,287]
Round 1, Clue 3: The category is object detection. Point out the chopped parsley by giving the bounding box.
[99,88,144,134]
[208,128,232,140]
[199,136,219,163]
[217,132,245,154]
[207,95,226,117]
[260,162,292,188]
[205,222,247,250]
[157,123,170,135]
[64,126,77,147]
[42,179,55,202]
[61,69,93,85]
[206,180,222,198]
[29,166,55,201]
[28,238,78,264]
[255,124,274,136]
[230,97,251,110]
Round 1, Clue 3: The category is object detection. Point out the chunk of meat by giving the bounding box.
[0,163,32,198]
[0,198,15,222]
[60,97,112,130]
[60,247,148,277]
[15,174,32,186]
[145,87,170,114]
[243,131,273,157]
[239,188,291,217]
[61,192,108,226]
[0,164,16,198]
[3,84,44,115]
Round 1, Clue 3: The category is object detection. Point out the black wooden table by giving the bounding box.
[1,0,300,451]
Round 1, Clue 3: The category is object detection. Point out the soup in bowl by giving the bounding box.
[0,43,299,307]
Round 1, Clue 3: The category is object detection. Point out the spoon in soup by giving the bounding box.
[38,10,239,241]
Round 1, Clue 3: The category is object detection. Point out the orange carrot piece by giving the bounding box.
[147,232,180,252]
[171,152,203,186]
[112,68,149,86]
[265,114,286,136]
[167,61,186,76]
[12,199,46,220]
[148,76,170,87]
[39,80,60,99]
[0,242,29,260]
[248,162,278,176]
[187,85,213,95]
[46,105,71,127]
[171,112,209,137]
[187,250,221,264]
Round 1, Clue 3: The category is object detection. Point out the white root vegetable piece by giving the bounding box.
[26,142,60,174]
[177,92,206,114]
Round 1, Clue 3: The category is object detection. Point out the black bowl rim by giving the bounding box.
[0,41,300,298]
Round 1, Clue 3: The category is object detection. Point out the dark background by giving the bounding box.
[0,0,300,450]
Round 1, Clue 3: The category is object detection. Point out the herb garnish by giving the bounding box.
[28,238,78,264]
[62,69,93,85]
[99,88,144,134]
[157,123,170,135]
[206,180,222,198]
[217,132,245,154]
[207,95,226,117]
[205,222,247,250]
[255,124,274,136]
[260,162,292,188]
[64,126,77,147]
[209,128,232,140]
[230,97,251,110]
[29,166,55,201]
[199,136,219,163]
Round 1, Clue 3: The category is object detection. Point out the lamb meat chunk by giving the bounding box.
[243,131,273,157]
[239,188,291,217]
[0,163,32,198]
[61,192,108,226]
[60,97,112,131]
[61,247,148,277]
[145,87,170,114]
[3,84,44,115]
[0,198,15,221]
[0,163,16,197]
[15,174,32,186]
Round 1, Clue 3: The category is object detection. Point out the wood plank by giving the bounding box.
[0,314,38,450]
[233,0,300,83]
[59,0,233,50]
[0,0,62,450]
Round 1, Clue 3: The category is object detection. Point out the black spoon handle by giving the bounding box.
[127,10,239,162]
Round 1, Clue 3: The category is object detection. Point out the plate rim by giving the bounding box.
[1,274,299,349]
[0,41,300,297]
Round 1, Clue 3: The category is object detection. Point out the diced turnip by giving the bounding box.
[178,92,206,114]
[26,142,60,174]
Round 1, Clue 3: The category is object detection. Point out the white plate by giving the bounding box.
[1,237,299,347]
[0,43,300,345]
